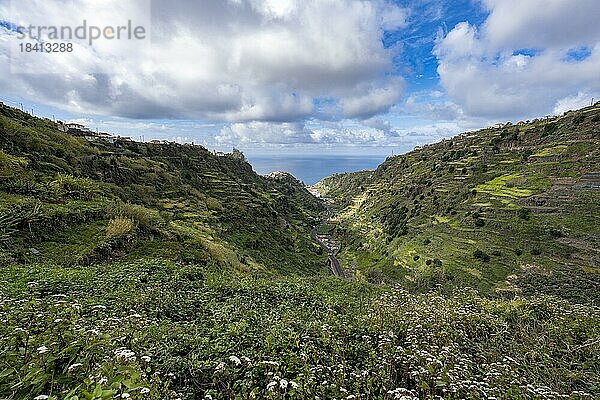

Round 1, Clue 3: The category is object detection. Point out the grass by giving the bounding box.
[317,103,600,301]
[532,145,568,157]
[475,173,535,198]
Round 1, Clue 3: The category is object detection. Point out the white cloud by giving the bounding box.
[480,0,600,49]
[216,121,314,145]
[553,92,598,115]
[0,0,407,122]
[340,78,405,119]
[216,118,407,146]
[434,0,600,120]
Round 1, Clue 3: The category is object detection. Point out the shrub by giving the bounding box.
[413,255,420,261]
[107,202,163,232]
[50,173,99,200]
[205,197,223,211]
[517,207,531,220]
[0,214,19,248]
[547,227,564,238]
[0,150,28,177]
[423,239,431,246]
[515,248,523,256]
[531,248,542,256]
[365,268,384,284]
[475,218,485,227]
[105,218,135,239]
[473,249,490,262]
[573,115,585,125]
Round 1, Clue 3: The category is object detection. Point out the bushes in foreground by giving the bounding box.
[0,260,598,399]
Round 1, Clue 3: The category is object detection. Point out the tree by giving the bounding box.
[473,249,490,262]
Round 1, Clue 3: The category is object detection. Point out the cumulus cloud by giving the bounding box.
[340,78,405,119]
[480,0,600,50]
[216,121,314,144]
[434,0,600,120]
[0,0,407,122]
[553,92,598,115]
[215,119,406,146]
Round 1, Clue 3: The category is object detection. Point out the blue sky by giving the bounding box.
[1,0,599,157]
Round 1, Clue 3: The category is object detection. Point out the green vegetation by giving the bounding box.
[315,104,600,301]
[0,105,325,274]
[1,104,599,399]
[1,260,599,399]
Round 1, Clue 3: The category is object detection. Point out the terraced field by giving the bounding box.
[0,105,326,274]
[314,104,600,301]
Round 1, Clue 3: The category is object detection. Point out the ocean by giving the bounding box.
[247,155,387,185]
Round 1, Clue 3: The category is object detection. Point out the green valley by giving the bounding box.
[0,104,599,399]
[315,104,600,303]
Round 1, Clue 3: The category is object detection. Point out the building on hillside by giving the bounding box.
[98,132,114,142]
[149,139,162,144]
[62,122,92,136]
[213,150,226,156]
[66,122,90,131]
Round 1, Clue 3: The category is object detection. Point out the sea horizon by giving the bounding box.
[247,154,388,185]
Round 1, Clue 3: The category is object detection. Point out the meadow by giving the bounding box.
[1,260,599,399]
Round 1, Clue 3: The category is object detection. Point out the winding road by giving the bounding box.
[312,209,348,279]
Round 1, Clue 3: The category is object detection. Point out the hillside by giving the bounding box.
[0,105,326,274]
[315,104,600,302]
[0,103,598,399]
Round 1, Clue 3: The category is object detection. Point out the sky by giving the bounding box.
[0,0,599,157]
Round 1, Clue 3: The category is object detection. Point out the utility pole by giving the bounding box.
[20,103,23,111]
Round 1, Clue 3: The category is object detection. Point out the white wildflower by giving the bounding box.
[141,355,151,362]
[121,393,130,398]
[114,348,136,360]
[229,356,241,366]
[280,379,288,389]
[290,381,299,389]
[261,361,280,366]
[34,396,48,400]
[68,363,83,371]
[140,388,150,394]
[37,346,48,354]
[267,381,277,391]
